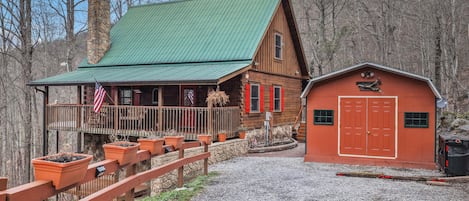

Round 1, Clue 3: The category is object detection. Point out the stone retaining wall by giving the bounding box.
[150,139,248,195]
[246,125,293,148]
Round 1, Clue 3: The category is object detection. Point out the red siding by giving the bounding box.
[245,83,250,114]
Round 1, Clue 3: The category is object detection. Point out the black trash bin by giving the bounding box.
[438,134,469,176]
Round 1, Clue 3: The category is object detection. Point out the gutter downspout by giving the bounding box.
[35,86,48,156]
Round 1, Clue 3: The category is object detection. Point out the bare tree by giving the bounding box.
[0,0,33,185]
[302,0,349,77]
[111,0,134,23]
[48,0,86,72]
[294,0,469,112]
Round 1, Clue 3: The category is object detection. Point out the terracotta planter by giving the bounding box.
[164,136,184,150]
[138,138,164,155]
[32,153,92,190]
[238,131,246,139]
[198,135,212,145]
[218,133,227,142]
[103,141,140,165]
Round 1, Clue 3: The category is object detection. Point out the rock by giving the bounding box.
[450,118,469,129]
[458,124,469,132]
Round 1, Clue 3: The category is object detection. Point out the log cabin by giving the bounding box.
[29,0,308,154]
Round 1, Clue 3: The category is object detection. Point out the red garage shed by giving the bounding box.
[301,63,443,169]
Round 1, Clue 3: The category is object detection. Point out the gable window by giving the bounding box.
[314,110,334,125]
[120,88,132,105]
[404,112,429,128]
[274,32,283,60]
[250,84,260,113]
[152,88,159,105]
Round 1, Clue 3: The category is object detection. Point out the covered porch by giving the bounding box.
[47,104,240,140]
[29,61,251,156]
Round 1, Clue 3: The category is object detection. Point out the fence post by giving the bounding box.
[0,177,6,191]
[124,164,137,201]
[204,143,208,175]
[0,177,6,201]
[177,147,184,188]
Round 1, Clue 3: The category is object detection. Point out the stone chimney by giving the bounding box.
[87,0,110,64]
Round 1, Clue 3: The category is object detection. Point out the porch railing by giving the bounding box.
[0,142,210,201]
[46,104,240,140]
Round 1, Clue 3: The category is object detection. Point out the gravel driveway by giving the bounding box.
[191,156,468,201]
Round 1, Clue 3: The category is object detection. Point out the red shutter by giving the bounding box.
[269,86,274,112]
[245,83,250,114]
[281,87,285,112]
[260,85,264,112]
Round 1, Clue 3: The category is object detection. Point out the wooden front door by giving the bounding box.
[340,97,396,158]
[181,86,196,129]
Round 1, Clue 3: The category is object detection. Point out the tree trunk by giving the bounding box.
[434,15,442,92]
[19,0,33,183]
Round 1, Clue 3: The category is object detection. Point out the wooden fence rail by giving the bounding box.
[0,142,210,201]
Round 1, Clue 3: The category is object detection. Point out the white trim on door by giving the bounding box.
[337,96,398,159]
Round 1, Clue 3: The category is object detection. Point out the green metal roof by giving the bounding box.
[80,0,279,67]
[30,61,251,86]
[30,0,285,86]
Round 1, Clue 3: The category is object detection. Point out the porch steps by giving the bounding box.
[295,122,306,142]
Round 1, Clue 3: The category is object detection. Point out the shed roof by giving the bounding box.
[300,62,442,99]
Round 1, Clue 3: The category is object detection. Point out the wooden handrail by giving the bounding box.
[81,152,210,201]
[293,105,303,130]
[1,142,210,201]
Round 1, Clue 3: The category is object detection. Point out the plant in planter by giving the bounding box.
[198,134,212,145]
[103,141,140,165]
[164,129,184,150]
[217,130,227,142]
[237,125,248,139]
[206,88,230,136]
[206,89,230,108]
[138,137,165,155]
[32,152,92,189]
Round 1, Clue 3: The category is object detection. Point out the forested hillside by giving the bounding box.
[0,0,468,187]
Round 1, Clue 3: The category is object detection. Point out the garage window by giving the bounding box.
[404,112,429,128]
[314,110,334,125]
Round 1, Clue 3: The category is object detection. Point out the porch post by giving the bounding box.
[77,85,83,153]
[112,86,119,132]
[158,87,163,132]
[208,105,213,135]
[43,86,49,156]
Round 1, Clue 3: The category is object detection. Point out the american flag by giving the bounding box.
[93,81,106,113]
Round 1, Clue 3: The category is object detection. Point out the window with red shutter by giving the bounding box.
[248,83,260,113]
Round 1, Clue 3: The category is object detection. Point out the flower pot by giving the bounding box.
[138,138,164,155]
[198,135,212,145]
[218,133,227,142]
[32,153,92,190]
[103,141,140,165]
[164,136,184,150]
[238,131,246,139]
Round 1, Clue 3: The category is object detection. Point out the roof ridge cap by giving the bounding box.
[78,59,253,68]
[130,0,189,9]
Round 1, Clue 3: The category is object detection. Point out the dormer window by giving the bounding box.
[274,32,283,60]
